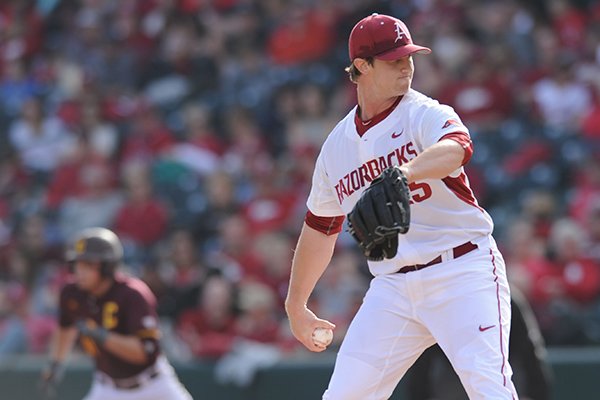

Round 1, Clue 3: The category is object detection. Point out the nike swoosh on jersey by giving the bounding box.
[391,129,404,138]
[478,324,496,332]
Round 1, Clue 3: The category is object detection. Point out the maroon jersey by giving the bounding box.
[59,273,161,379]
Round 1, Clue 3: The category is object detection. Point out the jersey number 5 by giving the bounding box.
[408,181,432,203]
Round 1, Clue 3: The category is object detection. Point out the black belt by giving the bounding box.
[396,241,478,274]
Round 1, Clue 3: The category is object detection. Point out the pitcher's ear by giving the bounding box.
[354,58,371,75]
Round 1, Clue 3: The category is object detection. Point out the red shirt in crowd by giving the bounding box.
[120,112,175,163]
[267,10,335,65]
[113,200,168,246]
[177,309,237,359]
[528,257,600,306]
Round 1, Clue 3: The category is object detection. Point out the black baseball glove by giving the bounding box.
[347,166,411,261]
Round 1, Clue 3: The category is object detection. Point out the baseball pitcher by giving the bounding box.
[285,13,519,399]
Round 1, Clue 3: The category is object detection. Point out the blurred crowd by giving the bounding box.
[0,0,599,364]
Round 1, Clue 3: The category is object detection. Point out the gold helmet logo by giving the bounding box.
[75,238,86,254]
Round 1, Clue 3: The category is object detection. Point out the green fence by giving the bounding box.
[1,348,598,399]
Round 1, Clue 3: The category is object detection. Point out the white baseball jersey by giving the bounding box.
[307,89,493,275]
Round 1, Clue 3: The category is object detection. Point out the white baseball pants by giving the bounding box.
[83,357,192,400]
[323,235,518,399]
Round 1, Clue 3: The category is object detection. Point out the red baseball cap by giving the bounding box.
[349,13,431,61]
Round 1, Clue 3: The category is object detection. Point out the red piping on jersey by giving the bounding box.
[442,172,483,211]
[354,96,403,137]
[305,210,344,235]
[439,132,473,166]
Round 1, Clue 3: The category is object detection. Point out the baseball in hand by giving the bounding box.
[312,327,333,347]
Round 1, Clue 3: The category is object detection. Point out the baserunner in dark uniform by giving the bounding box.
[41,227,192,400]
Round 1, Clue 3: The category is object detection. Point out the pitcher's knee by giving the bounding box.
[455,364,517,399]
[323,353,397,400]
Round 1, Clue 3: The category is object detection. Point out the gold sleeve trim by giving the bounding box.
[136,328,161,340]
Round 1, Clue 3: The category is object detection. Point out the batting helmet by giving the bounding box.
[66,227,123,277]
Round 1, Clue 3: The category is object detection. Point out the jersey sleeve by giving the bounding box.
[417,104,470,150]
[305,210,345,235]
[306,149,344,217]
[122,287,160,340]
[122,283,161,363]
[440,132,473,166]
